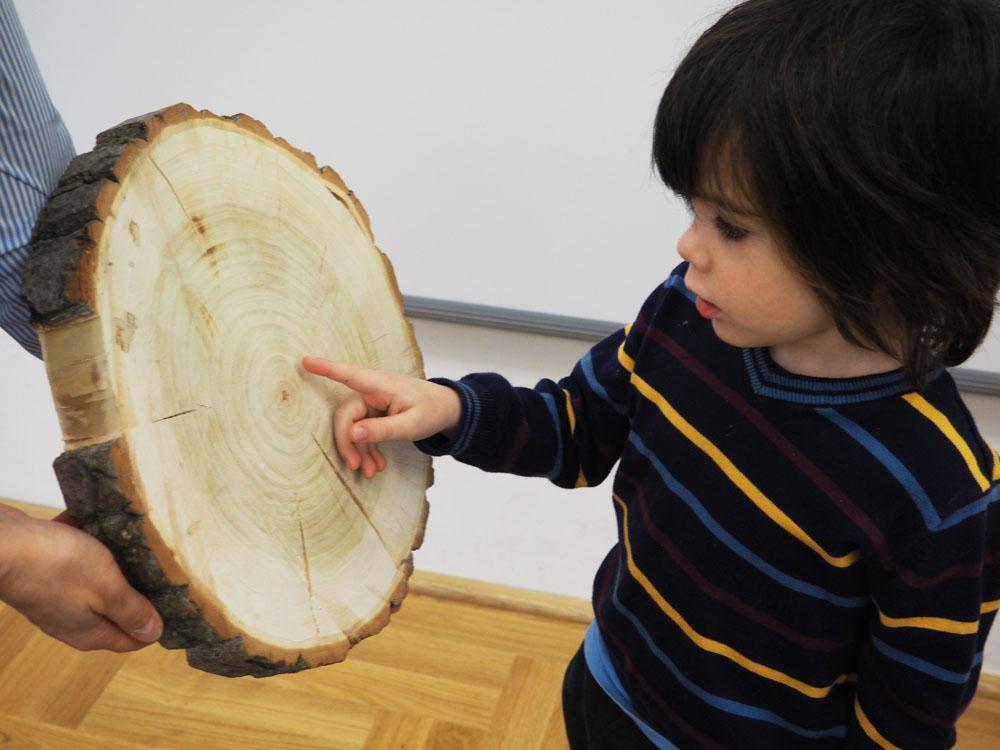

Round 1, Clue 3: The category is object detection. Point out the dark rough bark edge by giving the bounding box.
[20,113,153,326]
[53,442,312,678]
[26,105,429,677]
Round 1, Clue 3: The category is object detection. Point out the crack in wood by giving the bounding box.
[148,155,193,223]
[311,436,391,556]
[153,408,197,423]
[298,520,321,640]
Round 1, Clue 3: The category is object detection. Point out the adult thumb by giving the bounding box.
[99,576,163,643]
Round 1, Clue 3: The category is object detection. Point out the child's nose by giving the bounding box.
[677,223,710,271]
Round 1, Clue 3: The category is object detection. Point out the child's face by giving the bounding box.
[678,194,838,357]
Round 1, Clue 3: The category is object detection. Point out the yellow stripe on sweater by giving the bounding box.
[562,388,577,434]
[618,340,636,372]
[617,344,860,568]
[876,607,980,636]
[562,389,588,487]
[855,700,901,750]
[874,596,1000,637]
[902,393,991,492]
[612,495,855,699]
[992,448,1000,482]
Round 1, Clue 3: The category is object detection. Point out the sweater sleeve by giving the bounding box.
[414,289,662,489]
[0,0,75,358]
[847,488,1000,749]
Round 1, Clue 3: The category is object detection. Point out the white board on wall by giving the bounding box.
[16,0,999,374]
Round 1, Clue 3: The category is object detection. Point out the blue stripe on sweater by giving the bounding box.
[819,408,1000,531]
[871,636,984,684]
[583,621,680,749]
[604,565,849,738]
[628,431,867,608]
[580,350,626,414]
[540,391,564,481]
[665,273,696,302]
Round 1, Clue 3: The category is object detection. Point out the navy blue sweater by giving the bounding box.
[418,264,1000,748]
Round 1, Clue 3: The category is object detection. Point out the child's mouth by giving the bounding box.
[695,295,721,318]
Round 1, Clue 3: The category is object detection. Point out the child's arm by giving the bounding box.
[304,314,639,487]
[850,518,999,748]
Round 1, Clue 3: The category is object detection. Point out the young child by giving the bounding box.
[304,0,1000,746]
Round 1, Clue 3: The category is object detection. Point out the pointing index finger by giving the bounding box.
[302,357,385,395]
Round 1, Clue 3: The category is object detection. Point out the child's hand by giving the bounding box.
[302,357,462,479]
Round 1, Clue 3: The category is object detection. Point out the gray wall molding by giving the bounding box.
[403,295,1000,397]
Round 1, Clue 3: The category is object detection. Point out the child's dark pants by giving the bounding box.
[561,642,658,749]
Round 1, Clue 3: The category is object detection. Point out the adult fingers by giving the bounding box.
[61,615,149,653]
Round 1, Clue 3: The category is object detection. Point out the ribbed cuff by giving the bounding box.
[414,377,481,457]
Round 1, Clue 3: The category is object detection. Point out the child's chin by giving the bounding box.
[707,319,760,349]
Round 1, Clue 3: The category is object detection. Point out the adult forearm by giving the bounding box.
[0,503,28,599]
[0,0,76,356]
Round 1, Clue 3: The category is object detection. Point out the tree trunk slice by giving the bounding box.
[22,103,432,678]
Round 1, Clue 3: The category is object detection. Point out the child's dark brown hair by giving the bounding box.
[654,0,1000,387]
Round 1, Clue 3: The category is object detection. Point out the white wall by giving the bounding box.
[14,0,1000,374]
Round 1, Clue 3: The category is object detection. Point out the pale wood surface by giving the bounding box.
[2,499,998,748]
[24,103,430,674]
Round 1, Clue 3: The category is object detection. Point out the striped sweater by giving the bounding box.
[417,263,1000,748]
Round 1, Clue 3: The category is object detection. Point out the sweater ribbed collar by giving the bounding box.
[741,347,942,405]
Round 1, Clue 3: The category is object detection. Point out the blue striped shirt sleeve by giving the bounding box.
[0,0,75,358]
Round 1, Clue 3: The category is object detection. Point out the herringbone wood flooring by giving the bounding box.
[1,500,998,749]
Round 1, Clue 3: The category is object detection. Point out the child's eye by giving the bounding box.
[712,216,749,242]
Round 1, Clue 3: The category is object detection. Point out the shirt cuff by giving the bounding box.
[414,377,481,457]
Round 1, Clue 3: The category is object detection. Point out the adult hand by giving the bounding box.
[0,503,163,652]
[302,357,462,479]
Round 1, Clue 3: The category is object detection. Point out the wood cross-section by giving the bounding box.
[22,104,432,677]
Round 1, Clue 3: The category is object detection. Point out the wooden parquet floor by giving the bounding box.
[0,569,588,749]
[1,500,999,749]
